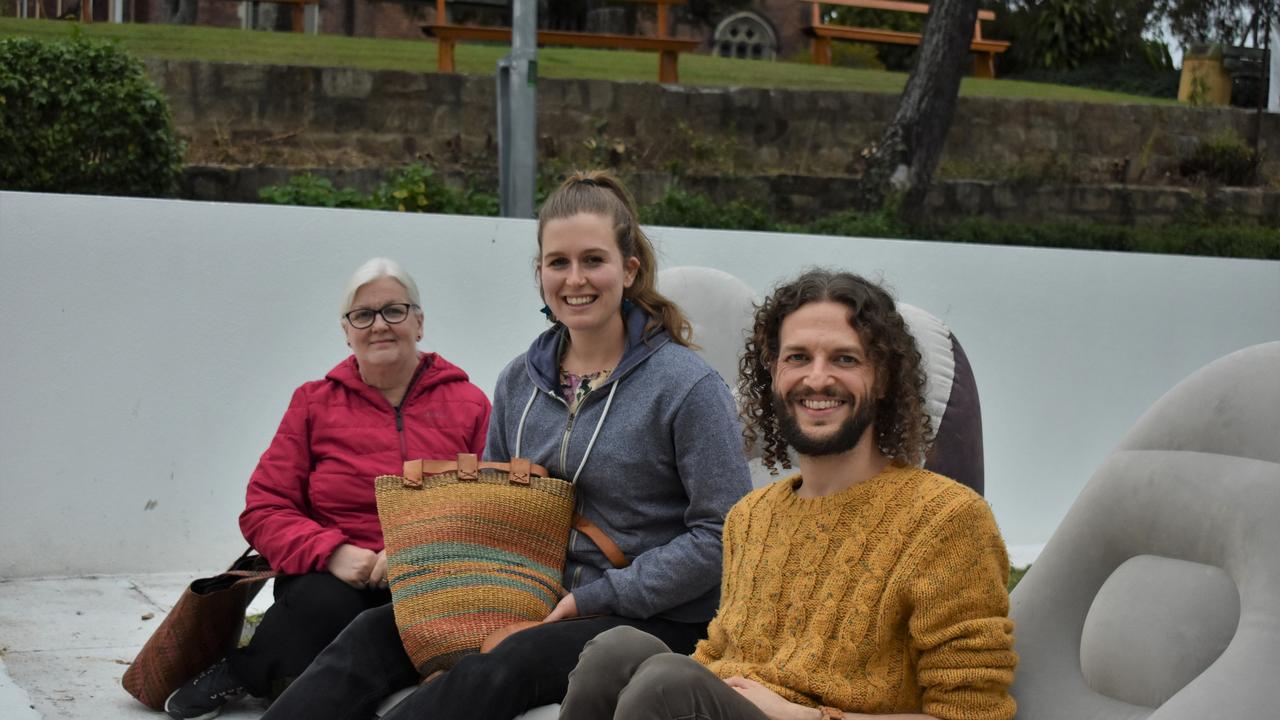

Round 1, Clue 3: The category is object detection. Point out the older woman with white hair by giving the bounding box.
[164,257,491,720]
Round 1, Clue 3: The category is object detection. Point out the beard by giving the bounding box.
[773,388,875,457]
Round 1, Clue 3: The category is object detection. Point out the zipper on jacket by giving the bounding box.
[395,406,408,461]
[558,386,597,566]
[394,358,430,462]
[558,406,579,479]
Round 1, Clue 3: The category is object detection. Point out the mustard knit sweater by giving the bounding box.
[691,464,1017,720]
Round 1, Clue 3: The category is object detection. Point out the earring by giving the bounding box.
[621,298,635,313]
[540,304,554,319]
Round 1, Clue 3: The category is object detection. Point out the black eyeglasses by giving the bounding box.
[344,303,418,329]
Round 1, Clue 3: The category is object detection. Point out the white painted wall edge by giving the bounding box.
[2,191,1277,577]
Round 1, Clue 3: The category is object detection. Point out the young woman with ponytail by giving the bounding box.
[260,171,752,720]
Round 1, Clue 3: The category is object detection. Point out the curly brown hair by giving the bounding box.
[739,269,932,473]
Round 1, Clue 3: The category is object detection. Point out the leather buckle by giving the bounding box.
[457,453,479,481]
[402,459,424,488]
[509,458,531,485]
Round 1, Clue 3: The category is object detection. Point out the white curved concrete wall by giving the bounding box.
[2,191,1276,577]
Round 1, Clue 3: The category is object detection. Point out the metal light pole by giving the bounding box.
[1269,1,1278,113]
[497,0,538,218]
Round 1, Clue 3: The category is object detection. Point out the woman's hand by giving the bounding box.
[327,543,378,589]
[369,549,389,590]
[542,593,579,623]
[724,677,816,720]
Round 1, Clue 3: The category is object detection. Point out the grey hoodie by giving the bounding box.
[484,307,752,623]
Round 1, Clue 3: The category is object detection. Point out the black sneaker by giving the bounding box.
[164,657,246,720]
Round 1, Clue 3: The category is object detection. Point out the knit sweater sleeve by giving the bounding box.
[692,496,750,665]
[903,496,1018,720]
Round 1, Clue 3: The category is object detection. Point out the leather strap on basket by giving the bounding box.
[402,454,550,487]
[573,513,630,569]
[397,454,628,569]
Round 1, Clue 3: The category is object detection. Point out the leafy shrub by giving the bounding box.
[989,0,1178,97]
[1025,0,1119,70]
[259,175,1275,259]
[259,164,498,216]
[787,207,907,239]
[824,7,921,71]
[258,174,367,208]
[637,187,1275,259]
[368,164,499,216]
[1179,132,1261,186]
[640,187,772,230]
[927,217,1278,258]
[0,35,183,197]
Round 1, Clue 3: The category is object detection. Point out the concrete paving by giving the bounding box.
[0,574,562,720]
[0,574,274,720]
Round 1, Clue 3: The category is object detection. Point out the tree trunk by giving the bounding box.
[856,0,979,222]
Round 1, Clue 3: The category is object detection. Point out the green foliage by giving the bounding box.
[824,7,921,71]
[992,0,1178,96]
[1160,0,1278,47]
[1178,132,1261,186]
[258,175,1274,259]
[1004,58,1179,98]
[0,34,183,197]
[0,18,1171,105]
[788,207,907,239]
[937,153,1083,185]
[636,187,1277,260]
[368,164,499,216]
[660,121,741,177]
[258,164,499,216]
[1027,0,1120,69]
[921,217,1279,258]
[640,187,772,231]
[829,42,886,71]
[1008,565,1029,592]
[258,173,366,208]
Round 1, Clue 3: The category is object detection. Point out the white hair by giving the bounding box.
[340,257,423,318]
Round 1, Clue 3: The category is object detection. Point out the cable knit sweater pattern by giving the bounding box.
[692,464,1017,720]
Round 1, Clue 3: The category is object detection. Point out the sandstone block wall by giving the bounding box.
[147,59,1278,184]
[149,60,1279,225]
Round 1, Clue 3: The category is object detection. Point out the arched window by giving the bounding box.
[713,11,778,61]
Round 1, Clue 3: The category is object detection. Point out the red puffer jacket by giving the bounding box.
[240,353,490,574]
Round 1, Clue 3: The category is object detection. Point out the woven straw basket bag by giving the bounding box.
[374,453,575,674]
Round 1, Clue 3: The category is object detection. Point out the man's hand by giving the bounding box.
[327,543,377,589]
[542,593,579,623]
[724,676,816,720]
[369,549,389,589]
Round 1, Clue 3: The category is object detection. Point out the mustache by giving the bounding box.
[784,387,853,402]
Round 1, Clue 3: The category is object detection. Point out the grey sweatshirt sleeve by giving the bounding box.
[572,372,752,619]
[482,361,514,463]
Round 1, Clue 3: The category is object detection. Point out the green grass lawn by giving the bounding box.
[0,17,1168,105]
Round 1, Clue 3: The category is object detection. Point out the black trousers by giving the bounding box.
[261,602,708,720]
[228,572,390,698]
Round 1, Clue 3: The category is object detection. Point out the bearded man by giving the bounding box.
[557,269,1017,720]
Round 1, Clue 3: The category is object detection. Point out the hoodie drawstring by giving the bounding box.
[514,382,619,485]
